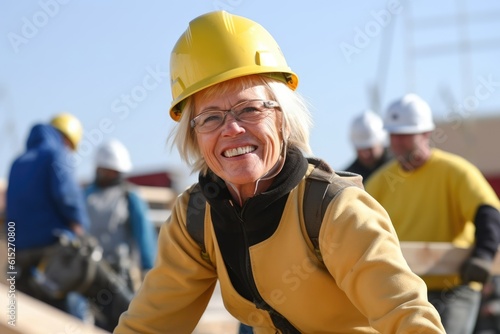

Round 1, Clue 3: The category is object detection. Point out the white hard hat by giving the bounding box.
[95,139,132,173]
[384,93,435,134]
[349,110,388,149]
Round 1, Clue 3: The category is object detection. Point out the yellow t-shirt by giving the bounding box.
[366,148,500,289]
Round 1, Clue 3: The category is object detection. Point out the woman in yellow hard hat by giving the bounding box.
[114,11,445,333]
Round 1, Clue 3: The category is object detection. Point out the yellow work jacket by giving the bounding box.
[115,163,444,333]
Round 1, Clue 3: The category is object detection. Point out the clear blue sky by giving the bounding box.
[2,0,500,191]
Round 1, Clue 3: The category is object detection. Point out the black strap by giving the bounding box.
[186,184,210,263]
[304,158,364,262]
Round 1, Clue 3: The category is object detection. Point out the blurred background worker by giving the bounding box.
[73,139,158,331]
[85,139,158,293]
[5,112,89,314]
[365,93,500,334]
[344,109,391,183]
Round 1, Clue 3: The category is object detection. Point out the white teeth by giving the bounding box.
[223,146,255,157]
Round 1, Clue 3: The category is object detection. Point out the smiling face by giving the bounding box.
[193,78,283,197]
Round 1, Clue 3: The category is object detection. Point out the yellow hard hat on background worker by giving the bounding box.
[169,10,299,121]
[50,112,83,150]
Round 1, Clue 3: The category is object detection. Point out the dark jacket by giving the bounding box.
[345,147,392,183]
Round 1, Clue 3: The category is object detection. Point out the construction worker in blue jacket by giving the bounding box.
[6,113,89,312]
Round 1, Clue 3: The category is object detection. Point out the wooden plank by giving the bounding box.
[400,242,500,275]
[137,185,177,206]
[0,283,109,334]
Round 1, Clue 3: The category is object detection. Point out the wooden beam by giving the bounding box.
[0,284,109,334]
[137,185,177,207]
[400,242,500,275]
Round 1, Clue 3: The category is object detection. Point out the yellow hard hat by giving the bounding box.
[50,112,83,150]
[169,10,299,121]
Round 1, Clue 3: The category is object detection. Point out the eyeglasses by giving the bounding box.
[190,99,280,133]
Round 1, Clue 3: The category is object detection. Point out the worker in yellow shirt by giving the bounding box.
[366,93,500,334]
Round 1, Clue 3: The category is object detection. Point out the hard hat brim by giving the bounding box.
[385,124,435,134]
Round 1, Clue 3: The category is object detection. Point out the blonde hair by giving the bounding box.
[168,75,313,175]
